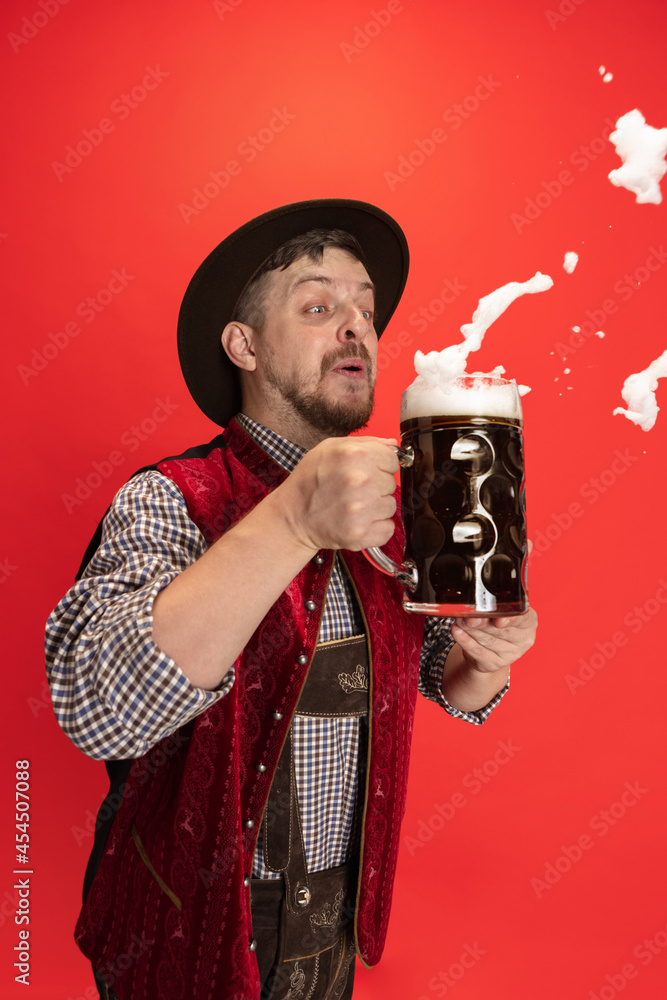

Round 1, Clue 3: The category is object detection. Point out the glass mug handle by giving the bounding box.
[363,445,419,590]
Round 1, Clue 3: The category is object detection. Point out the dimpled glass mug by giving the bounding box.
[365,373,528,617]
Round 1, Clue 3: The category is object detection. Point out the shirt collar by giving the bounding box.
[235,413,306,473]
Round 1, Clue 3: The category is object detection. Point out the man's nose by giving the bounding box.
[337,304,372,342]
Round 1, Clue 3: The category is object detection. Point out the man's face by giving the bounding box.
[252,247,378,440]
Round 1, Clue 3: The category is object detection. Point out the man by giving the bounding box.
[46,199,536,1000]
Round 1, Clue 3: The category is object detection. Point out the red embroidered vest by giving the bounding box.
[74,418,425,999]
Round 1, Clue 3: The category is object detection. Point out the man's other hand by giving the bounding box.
[451,608,538,675]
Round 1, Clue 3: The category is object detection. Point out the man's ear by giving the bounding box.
[221,321,257,372]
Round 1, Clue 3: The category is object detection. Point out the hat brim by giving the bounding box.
[177,198,409,426]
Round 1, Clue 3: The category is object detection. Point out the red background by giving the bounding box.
[2,0,667,997]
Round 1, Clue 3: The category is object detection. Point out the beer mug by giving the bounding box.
[365,373,528,617]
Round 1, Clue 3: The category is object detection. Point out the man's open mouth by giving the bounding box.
[330,358,367,378]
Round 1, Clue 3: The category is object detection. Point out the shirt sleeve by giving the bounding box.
[418,615,509,724]
[45,470,235,760]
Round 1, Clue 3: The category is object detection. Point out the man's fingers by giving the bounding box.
[379,440,400,473]
[455,625,506,649]
[458,609,535,630]
[453,611,535,646]
[376,493,398,520]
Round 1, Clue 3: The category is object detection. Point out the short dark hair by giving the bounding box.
[233,228,370,330]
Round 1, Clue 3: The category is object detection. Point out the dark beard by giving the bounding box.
[265,344,375,438]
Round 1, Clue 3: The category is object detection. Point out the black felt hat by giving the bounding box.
[177,198,409,426]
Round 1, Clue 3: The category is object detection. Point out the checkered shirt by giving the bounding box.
[45,414,507,878]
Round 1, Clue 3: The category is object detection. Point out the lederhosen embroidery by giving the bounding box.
[251,635,368,1000]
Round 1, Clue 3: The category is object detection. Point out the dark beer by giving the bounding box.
[398,413,527,616]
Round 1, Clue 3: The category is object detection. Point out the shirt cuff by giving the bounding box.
[418,615,510,725]
[439,675,510,725]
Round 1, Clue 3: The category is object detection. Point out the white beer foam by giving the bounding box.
[458,271,553,355]
[401,369,523,422]
[613,349,667,431]
[563,251,578,273]
[411,271,553,385]
[608,109,667,204]
[403,271,553,419]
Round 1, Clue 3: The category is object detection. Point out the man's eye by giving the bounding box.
[361,310,373,320]
[307,305,326,314]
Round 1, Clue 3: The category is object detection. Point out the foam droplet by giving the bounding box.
[608,109,667,204]
[563,251,579,274]
[613,349,667,430]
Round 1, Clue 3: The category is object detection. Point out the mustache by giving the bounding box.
[320,343,372,378]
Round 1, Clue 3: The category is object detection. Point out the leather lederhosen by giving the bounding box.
[251,634,369,1000]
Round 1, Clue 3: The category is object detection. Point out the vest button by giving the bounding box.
[254,762,267,773]
[243,818,255,829]
[314,555,324,565]
[249,938,257,952]
[296,654,308,666]
[244,875,251,888]
[304,600,317,612]
[272,711,284,721]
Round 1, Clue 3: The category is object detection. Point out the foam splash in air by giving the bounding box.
[402,272,553,421]
[613,349,667,431]
[608,109,667,204]
[563,252,578,273]
[413,271,554,386]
